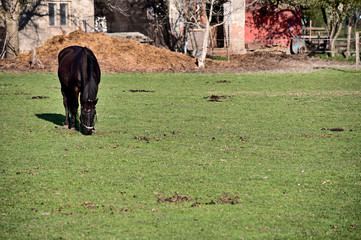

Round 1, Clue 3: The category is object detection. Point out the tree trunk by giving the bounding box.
[356,31,360,71]
[346,25,351,59]
[4,13,20,58]
[329,38,336,57]
[198,0,215,68]
[329,19,344,57]
[0,0,21,58]
[197,21,210,68]
[325,3,348,58]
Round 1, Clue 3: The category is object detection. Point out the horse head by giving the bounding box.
[80,99,98,135]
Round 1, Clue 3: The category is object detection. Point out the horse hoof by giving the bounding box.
[62,125,69,129]
[70,127,76,131]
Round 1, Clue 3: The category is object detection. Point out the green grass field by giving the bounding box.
[1,70,360,239]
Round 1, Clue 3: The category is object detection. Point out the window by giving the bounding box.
[48,2,69,26]
[49,3,57,26]
[60,4,68,26]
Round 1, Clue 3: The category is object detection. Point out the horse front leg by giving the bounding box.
[70,107,77,130]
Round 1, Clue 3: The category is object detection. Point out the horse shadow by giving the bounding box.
[36,113,64,126]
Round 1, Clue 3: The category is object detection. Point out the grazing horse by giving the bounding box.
[58,46,100,135]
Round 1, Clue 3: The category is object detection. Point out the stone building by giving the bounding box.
[19,0,95,52]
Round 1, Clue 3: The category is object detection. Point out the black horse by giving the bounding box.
[58,46,100,135]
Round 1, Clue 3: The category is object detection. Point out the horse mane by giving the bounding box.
[81,47,100,102]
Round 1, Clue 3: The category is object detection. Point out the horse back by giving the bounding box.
[58,46,100,88]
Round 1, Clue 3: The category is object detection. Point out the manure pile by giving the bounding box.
[0,30,197,73]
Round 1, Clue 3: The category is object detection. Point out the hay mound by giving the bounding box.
[1,30,197,73]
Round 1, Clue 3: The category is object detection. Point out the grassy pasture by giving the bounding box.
[0,70,360,239]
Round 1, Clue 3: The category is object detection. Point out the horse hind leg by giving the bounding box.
[70,91,79,130]
[62,90,70,129]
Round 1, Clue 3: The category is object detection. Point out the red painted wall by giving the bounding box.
[245,4,302,47]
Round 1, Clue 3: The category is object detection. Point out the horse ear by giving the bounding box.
[94,99,98,104]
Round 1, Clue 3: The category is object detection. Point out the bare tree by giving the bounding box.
[0,0,23,58]
[321,2,353,57]
[0,0,43,58]
[197,0,217,68]
[145,0,170,47]
[170,0,205,53]
[346,7,361,58]
[171,0,248,68]
[95,0,130,17]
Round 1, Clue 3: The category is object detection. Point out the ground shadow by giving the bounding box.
[36,113,64,126]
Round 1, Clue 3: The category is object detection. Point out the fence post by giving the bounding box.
[356,32,360,71]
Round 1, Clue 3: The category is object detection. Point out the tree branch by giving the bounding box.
[0,3,7,21]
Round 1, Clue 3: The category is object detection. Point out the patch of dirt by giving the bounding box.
[0,30,354,73]
[191,195,240,207]
[158,193,240,207]
[157,194,193,203]
[324,128,345,132]
[31,96,49,99]
[205,95,230,102]
[135,136,163,143]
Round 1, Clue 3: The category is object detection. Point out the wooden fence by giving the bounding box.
[302,21,360,70]
[302,21,328,40]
